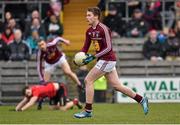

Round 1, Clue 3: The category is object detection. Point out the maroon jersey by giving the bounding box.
[37,37,64,81]
[31,82,56,99]
[81,22,116,61]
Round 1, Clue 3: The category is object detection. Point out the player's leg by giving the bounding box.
[59,98,82,111]
[60,60,81,85]
[105,69,149,115]
[74,66,105,118]
[37,63,54,110]
[44,72,51,81]
[44,62,55,81]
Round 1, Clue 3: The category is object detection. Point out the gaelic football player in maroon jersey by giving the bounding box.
[37,36,81,86]
[74,7,149,118]
[15,82,82,111]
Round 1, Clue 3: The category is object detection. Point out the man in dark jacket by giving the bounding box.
[126,9,149,37]
[143,29,164,62]
[9,29,30,61]
[103,5,126,37]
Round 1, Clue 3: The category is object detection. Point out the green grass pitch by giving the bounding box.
[0,103,180,124]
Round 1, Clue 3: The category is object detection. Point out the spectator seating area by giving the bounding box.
[113,38,180,77]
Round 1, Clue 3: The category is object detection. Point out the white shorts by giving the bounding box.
[45,54,67,73]
[95,60,116,72]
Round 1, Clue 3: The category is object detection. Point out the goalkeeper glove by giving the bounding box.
[83,54,96,65]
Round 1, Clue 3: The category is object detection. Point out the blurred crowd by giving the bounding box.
[0,0,180,62]
[99,0,180,62]
[0,0,64,61]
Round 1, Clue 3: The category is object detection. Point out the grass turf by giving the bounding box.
[0,103,179,124]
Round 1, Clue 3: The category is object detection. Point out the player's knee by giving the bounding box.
[84,78,94,86]
[84,77,90,84]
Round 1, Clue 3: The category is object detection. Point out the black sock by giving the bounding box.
[133,94,143,103]
[85,103,92,112]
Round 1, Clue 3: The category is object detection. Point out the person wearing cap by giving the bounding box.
[103,4,125,37]
[126,8,149,37]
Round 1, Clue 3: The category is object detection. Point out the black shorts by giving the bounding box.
[49,83,68,106]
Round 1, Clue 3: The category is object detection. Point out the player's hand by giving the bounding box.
[77,84,85,93]
[11,109,22,112]
[83,54,96,65]
[73,60,78,66]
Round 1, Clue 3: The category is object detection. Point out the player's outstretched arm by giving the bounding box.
[53,36,70,46]
[21,96,38,111]
[15,97,29,111]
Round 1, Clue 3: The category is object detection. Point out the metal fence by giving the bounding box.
[0,0,50,22]
[106,0,178,28]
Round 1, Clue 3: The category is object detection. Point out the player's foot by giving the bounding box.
[74,111,92,118]
[37,99,43,110]
[37,103,42,110]
[140,96,149,115]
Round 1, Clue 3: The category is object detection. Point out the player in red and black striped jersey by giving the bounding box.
[74,7,149,118]
[15,82,82,111]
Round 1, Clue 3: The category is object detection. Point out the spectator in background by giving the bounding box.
[162,6,176,29]
[163,20,180,61]
[175,1,180,20]
[0,33,9,61]
[157,27,177,44]
[8,18,21,32]
[143,0,162,30]
[143,29,164,62]
[127,0,141,17]
[1,26,14,45]
[31,10,40,20]
[103,5,125,37]
[25,29,40,55]
[26,10,41,24]
[50,0,62,17]
[25,18,46,40]
[3,11,13,29]
[164,37,180,61]
[175,19,180,39]
[126,8,149,37]
[24,10,41,39]
[47,14,63,37]
[97,0,106,11]
[9,29,30,61]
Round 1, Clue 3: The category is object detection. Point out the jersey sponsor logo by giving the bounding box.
[92,40,100,51]
[47,52,56,59]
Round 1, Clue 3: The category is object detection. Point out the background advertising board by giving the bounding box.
[117,78,180,103]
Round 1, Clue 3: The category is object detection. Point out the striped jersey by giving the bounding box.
[81,22,116,61]
[37,37,63,81]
